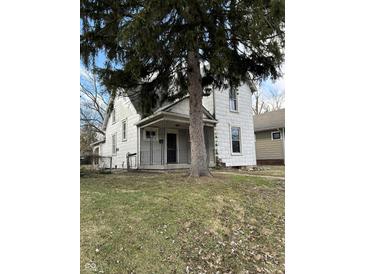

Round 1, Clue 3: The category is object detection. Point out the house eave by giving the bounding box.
[161,111,218,124]
[135,111,217,128]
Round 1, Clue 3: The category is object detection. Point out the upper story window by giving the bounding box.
[271,131,282,140]
[112,109,116,123]
[231,127,241,153]
[229,89,238,111]
[122,119,127,141]
[112,133,117,154]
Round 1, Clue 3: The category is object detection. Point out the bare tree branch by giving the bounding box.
[80,67,109,136]
[252,84,284,115]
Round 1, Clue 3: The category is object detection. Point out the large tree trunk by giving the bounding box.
[187,50,211,177]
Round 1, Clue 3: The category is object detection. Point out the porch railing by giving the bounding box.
[140,148,191,166]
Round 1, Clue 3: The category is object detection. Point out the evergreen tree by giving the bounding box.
[80,0,284,177]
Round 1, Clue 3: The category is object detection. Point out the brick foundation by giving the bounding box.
[256,159,284,165]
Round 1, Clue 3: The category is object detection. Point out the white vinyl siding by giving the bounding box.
[101,95,140,168]
[214,84,256,166]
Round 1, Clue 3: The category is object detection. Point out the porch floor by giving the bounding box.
[138,163,216,170]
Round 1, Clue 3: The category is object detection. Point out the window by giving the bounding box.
[229,89,238,111]
[144,128,158,140]
[272,131,281,140]
[112,134,117,154]
[231,127,241,153]
[122,119,127,141]
[112,110,116,123]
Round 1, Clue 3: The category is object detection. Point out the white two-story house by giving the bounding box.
[92,83,257,169]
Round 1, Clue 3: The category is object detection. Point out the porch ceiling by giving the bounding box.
[145,119,189,129]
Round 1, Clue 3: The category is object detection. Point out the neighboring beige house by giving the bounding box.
[92,83,258,170]
[253,109,285,165]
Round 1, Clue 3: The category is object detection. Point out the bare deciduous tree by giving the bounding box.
[252,89,270,115]
[80,68,109,136]
[80,125,97,155]
[252,83,285,114]
[266,86,285,111]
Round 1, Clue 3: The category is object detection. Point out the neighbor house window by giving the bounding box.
[144,128,157,140]
[112,110,116,123]
[122,119,127,141]
[112,133,117,154]
[229,89,238,111]
[272,131,281,140]
[231,127,241,153]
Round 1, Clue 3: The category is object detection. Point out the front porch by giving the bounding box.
[136,111,216,169]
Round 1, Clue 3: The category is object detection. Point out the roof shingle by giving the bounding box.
[253,108,285,132]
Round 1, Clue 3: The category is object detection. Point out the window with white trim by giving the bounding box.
[112,133,117,154]
[122,119,127,141]
[271,131,281,140]
[231,127,241,153]
[229,89,238,111]
[144,128,158,140]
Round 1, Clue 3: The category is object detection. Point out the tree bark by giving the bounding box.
[187,50,211,177]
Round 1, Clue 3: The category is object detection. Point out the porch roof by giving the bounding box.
[135,110,217,128]
[90,138,105,147]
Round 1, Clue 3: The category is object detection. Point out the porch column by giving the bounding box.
[137,127,141,168]
[161,120,166,165]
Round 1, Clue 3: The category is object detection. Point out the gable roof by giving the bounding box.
[102,94,139,130]
[253,108,285,132]
[101,96,115,131]
[135,96,217,127]
[156,96,215,120]
[153,95,189,113]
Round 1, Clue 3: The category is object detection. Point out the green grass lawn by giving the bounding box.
[81,172,284,273]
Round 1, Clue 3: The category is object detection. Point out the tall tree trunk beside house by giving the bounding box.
[187,50,210,177]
